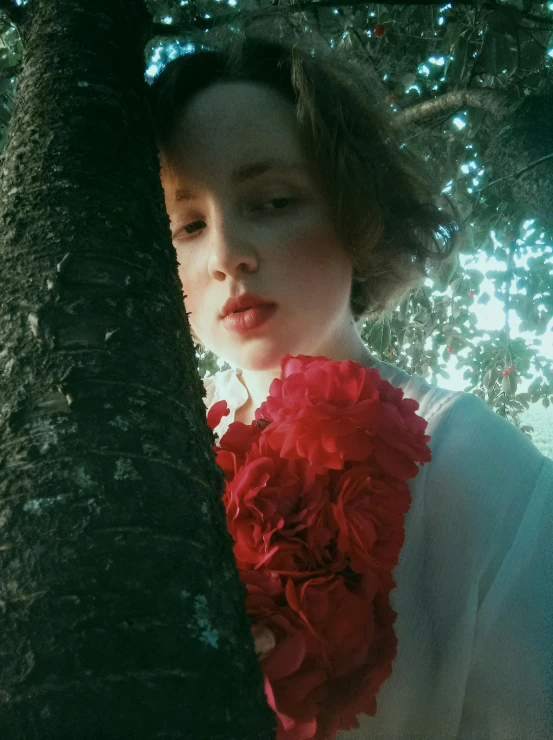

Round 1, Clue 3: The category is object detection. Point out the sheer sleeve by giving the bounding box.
[432,394,553,739]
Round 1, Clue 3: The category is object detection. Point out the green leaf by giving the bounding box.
[528,378,542,393]
[502,374,512,395]
[449,277,462,295]
[478,31,518,77]
[368,322,391,355]
[446,36,469,87]
[485,8,521,37]
[465,269,485,285]
[399,297,410,320]
[519,34,546,73]
[477,292,491,305]
[0,78,15,96]
[433,253,460,292]
[0,51,20,70]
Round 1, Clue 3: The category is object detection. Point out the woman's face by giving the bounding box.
[161,80,357,372]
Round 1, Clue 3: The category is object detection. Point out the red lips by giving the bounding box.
[221,293,276,318]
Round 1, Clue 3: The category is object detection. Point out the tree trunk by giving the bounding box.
[0,1,276,738]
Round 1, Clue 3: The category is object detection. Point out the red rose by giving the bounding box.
[303,493,349,575]
[257,356,382,474]
[285,574,378,671]
[214,412,265,482]
[208,354,431,739]
[225,443,330,573]
[370,381,431,479]
[241,567,284,601]
[277,573,397,739]
[319,590,398,738]
[330,465,411,582]
[206,399,229,432]
[259,607,329,738]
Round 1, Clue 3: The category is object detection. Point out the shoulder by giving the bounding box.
[370,357,548,477]
[373,357,552,562]
[414,376,553,613]
[425,388,549,496]
[390,356,552,518]
[368,356,461,430]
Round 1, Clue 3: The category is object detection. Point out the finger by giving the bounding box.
[253,627,276,658]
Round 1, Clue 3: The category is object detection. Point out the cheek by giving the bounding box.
[288,226,351,285]
[175,248,193,288]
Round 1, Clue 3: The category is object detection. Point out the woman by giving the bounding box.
[147,30,553,740]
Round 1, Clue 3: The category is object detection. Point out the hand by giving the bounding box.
[252,625,276,660]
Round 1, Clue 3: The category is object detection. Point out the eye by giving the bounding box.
[176,198,297,240]
[254,197,297,212]
[183,220,205,236]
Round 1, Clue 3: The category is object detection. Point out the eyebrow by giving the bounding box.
[175,158,306,201]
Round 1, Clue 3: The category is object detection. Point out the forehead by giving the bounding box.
[163,81,310,185]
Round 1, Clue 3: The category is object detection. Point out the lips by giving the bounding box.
[222,304,278,334]
[221,293,276,318]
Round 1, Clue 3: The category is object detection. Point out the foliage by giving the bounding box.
[1,0,552,439]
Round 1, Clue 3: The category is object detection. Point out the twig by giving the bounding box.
[395,88,517,126]
[476,152,553,194]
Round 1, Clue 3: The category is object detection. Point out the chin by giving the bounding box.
[234,346,290,373]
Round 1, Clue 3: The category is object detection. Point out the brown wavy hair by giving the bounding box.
[147,26,461,334]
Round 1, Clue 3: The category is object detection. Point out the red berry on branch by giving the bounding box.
[374,24,386,37]
[468,290,474,297]
[447,346,453,354]
[502,370,510,377]
[386,93,399,104]
[508,364,516,372]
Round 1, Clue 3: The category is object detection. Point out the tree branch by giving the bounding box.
[149,0,478,38]
[476,152,553,195]
[395,89,517,126]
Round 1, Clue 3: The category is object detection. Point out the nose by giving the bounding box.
[207,215,259,280]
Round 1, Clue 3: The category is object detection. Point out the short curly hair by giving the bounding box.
[147,27,461,333]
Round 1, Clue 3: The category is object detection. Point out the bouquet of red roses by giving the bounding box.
[206,355,432,740]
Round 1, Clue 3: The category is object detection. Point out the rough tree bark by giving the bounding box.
[0,1,276,738]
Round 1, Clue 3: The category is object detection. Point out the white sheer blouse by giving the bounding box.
[203,358,553,740]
